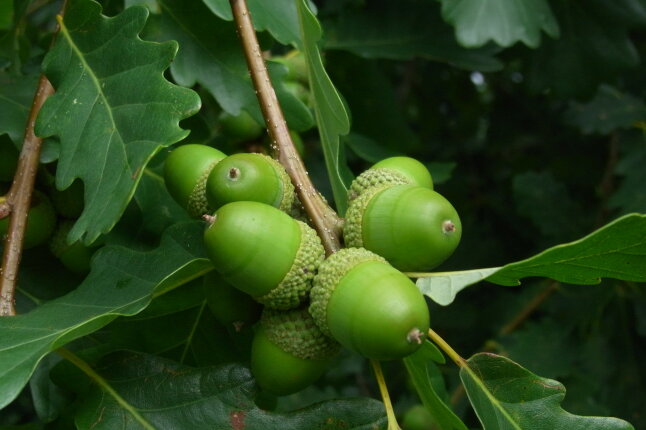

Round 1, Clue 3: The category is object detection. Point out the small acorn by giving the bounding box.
[0,191,56,250]
[49,220,99,274]
[203,270,262,331]
[219,110,264,144]
[309,248,430,360]
[344,185,461,271]
[203,201,324,310]
[349,156,433,201]
[163,144,227,218]
[205,153,295,213]
[251,307,339,396]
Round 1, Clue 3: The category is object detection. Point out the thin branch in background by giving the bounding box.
[498,281,558,336]
[228,0,342,255]
[0,1,67,316]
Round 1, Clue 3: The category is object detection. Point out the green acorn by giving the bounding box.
[344,184,461,271]
[219,110,264,143]
[309,248,430,360]
[49,220,99,274]
[251,307,339,396]
[203,270,262,331]
[203,201,324,310]
[163,144,227,217]
[0,191,56,250]
[348,156,433,201]
[205,153,295,213]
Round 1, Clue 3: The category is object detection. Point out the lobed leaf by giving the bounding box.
[325,0,502,71]
[439,0,559,48]
[416,213,646,305]
[35,0,200,244]
[404,342,468,430]
[0,72,38,145]
[564,85,646,135]
[0,222,212,409]
[460,352,634,429]
[73,351,387,430]
[296,0,351,214]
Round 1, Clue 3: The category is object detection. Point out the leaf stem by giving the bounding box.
[370,359,402,430]
[228,0,342,255]
[56,348,155,430]
[427,328,466,368]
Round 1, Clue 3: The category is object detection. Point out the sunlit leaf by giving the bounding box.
[35,0,200,244]
[439,0,559,48]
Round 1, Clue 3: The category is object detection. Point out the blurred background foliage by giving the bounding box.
[1,0,645,428]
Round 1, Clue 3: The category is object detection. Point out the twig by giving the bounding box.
[427,328,467,368]
[0,1,66,316]
[228,0,342,255]
[370,359,402,430]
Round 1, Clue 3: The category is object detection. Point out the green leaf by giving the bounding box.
[35,0,200,244]
[0,72,38,145]
[73,352,387,429]
[0,222,212,409]
[415,268,500,306]
[527,2,639,98]
[460,353,634,430]
[296,0,351,214]
[404,343,468,430]
[415,214,646,305]
[203,0,300,46]
[325,0,502,71]
[564,85,646,135]
[156,0,312,133]
[440,0,559,48]
[487,213,646,286]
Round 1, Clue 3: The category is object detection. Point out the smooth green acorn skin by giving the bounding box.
[358,185,461,271]
[371,156,433,190]
[251,327,330,396]
[203,271,261,329]
[205,153,293,212]
[163,144,226,214]
[219,111,264,143]
[326,260,430,360]
[204,201,301,298]
[0,192,56,250]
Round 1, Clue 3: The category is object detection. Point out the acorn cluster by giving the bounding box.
[164,136,462,397]
[0,139,101,275]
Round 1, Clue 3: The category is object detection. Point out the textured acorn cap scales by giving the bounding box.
[257,220,325,309]
[309,248,387,336]
[348,168,410,201]
[187,160,219,217]
[343,185,388,249]
[266,154,296,213]
[203,201,324,310]
[261,307,340,360]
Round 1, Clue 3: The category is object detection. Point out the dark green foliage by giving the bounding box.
[1,0,645,428]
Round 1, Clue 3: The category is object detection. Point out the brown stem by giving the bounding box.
[229,0,342,255]
[0,2,67,316]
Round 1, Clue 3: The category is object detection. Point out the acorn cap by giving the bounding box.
[261,307,340,360]
[309,248,386,336]
[257,220,324,309]
[348,168,410,201]
[343,185,387,249]
[204,201,324,310]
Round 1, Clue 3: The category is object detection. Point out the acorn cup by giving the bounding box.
[205,153,295,213]
[163,144,227,218]
[251,307,340,396]
[203,201,324,310]
[344,184,461,272]
[348,156,433,201]
[309,248,430,360]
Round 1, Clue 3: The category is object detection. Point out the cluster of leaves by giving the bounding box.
[1,0,645,429]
